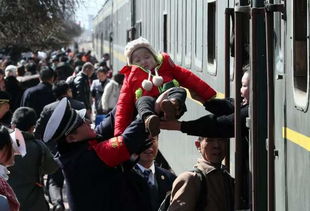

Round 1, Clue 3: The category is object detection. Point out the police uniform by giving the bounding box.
[43,98,152,211]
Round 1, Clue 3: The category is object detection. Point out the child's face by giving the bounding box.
[131,48,157,70]
[240,72,250,105]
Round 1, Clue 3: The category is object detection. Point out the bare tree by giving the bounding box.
[0,0,82,60]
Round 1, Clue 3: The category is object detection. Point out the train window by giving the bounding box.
[169,0,176,59]
[194,0,204,70]
[184,0,192,67]
[176,0,183,63]
[293,0,309,110]
[274,8,284,74]
[207,0,217,74]
[163,14,168,52]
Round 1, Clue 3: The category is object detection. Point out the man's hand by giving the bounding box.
[159,120,181,130]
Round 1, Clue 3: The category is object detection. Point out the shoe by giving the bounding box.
[160,99,178,121]
[144,115,160,137]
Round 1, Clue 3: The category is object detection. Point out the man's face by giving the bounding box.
[86,67,94,78]
[139,136,159,165]
[197,138,227,164]
[66,120,96,143]
[131,48,157,70]
[97,72,107,81]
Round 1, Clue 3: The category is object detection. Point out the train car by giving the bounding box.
[93,0,310,210]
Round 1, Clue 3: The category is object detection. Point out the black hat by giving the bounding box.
[43,98,86,143]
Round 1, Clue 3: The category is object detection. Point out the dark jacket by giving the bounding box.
[73,71,91,110]
[20,82,55,117]
[133,164,176,211]
[90,78,110,114]
[8,132,59,211]
[180,98,249,138]
[55,62,74,81]
[57,118,152,211]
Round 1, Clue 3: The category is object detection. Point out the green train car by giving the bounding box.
[92,0,309,210]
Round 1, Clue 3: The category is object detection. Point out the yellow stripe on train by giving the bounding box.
[283,127,310,151]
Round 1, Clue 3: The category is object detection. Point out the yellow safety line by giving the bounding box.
[283,127,310,151]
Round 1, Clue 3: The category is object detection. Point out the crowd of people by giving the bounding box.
[0,37,251,211]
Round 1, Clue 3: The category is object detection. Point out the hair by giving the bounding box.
[197,137,205,142]
[113,73,125,85]
[96,66,109,74]
[82,62,94,72]
[53,80,70,99]
[4,65,17,77]
[39,66,54,82]
[242,64,250,74]
[11,107,37,131]
[0,126,13,163]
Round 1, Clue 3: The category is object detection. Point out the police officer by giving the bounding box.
[43,98,153,211]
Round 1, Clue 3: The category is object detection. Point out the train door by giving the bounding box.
[282,0,310,210]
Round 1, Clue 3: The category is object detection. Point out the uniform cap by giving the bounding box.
[43,98,86,143]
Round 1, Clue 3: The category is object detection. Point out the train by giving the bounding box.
[92,0,309,210]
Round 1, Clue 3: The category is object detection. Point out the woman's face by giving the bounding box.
[0,144,15,167]
[131,48,157,70]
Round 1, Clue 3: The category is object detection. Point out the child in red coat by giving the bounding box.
[114,37,216,137]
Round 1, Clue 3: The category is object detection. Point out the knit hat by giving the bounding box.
[124,37,158,65]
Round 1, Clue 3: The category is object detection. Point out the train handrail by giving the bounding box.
[224,7,234,171]
[234,5,250,210]
[264,3,285,211]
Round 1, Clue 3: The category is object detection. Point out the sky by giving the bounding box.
[75,0,107,30]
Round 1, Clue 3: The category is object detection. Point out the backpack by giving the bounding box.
[158,167,207,211]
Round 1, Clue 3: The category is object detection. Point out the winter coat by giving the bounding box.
[168,159,234,211]
[20,82,55,117]
[8,132,59,211]
[73,71,91,110]
[101,79,121,113]
[114,53,216,136]
[90,78,110,114]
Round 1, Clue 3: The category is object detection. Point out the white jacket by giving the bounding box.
[101,79,121,112]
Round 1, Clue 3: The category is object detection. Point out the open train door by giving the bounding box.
[265,1,286,211]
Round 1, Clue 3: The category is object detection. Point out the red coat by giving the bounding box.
[114,53,216,136]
